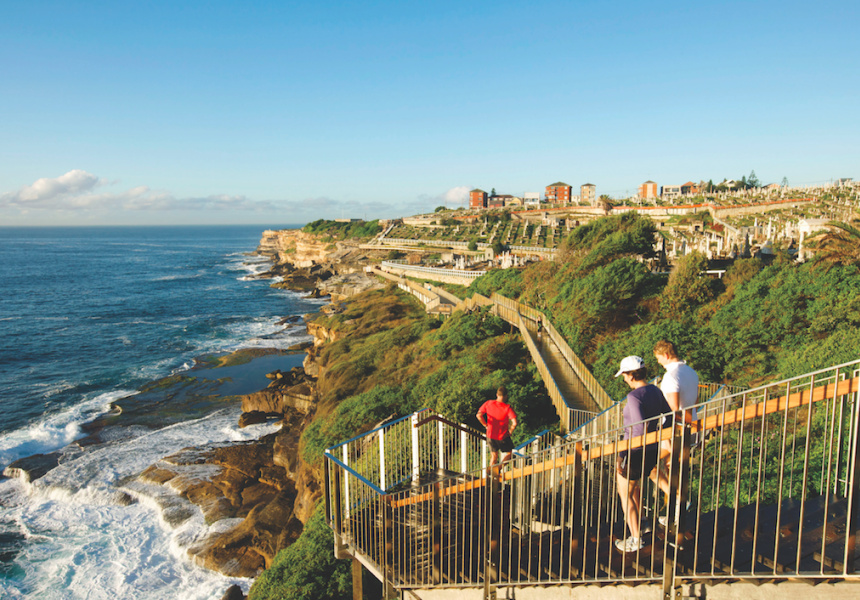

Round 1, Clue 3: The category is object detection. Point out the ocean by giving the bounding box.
[0,225,323,599]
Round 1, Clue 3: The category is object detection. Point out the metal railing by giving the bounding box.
[379,238,557,255]
[326,359,860,597]
[697,381,748,403]
[381,260,487,279]
[490,293,613,426]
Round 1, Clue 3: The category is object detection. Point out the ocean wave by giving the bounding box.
[229,255,272,281]
[0,485,249,600]
[34,380,82,399]
[0,391,131,470]
[150,273,203,282]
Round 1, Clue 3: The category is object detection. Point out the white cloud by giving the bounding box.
[443,185,471,206]
[0,171,278,214]
[411,185,472,214]
[14,170,101,204]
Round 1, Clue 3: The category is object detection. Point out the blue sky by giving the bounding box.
[1,1,857,226]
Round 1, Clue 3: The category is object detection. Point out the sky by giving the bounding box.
[1,0,857,226]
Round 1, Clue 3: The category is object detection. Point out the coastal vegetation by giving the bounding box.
[249,286,557,600]
[298,285,558,468]
[302,218,382,241]
[467,213,860,399]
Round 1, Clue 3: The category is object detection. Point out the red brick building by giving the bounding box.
[545,182,572,204]
[638,180,658,199]
[470,188,488,209]
[681,181,700,195]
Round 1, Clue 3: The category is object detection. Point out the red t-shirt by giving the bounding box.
[478,400,517,441]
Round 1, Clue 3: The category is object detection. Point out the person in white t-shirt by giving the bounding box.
[651,340,700,518]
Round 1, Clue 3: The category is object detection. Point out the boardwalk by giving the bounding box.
[522,318,602,414]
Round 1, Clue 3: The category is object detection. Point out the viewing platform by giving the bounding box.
[325,359,860,600]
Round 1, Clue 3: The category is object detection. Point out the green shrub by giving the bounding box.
[469,267,524,299]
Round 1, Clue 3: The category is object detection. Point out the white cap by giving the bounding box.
[615,355,645,377]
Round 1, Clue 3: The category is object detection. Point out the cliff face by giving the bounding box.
[258,229,337,269]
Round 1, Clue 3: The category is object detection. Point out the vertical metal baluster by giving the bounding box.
[796,375,817,574]
[820,375,840,575]
[751,388,768,576]
[843,370,860,574]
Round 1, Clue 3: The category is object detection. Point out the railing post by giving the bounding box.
[329,455,349,559]
[482,439,488,471]
[379,427,386,492]
[342,445,351,519]
[432,482,442,584]
[663,417,691,600]
[381,499,396,599]
[484,467,499,600]
[438,420,445,471]
[571,441,584,578]
[412,412,421,485]
[461,427,468,473]
[845,379,860,573]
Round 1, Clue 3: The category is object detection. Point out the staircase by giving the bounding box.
[490,293,612,430]
[326,360,860,599]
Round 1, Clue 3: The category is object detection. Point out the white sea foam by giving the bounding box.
[0,407,276,599]
[151,273,203,282]
[33,379,81,399]
[0,391,128,469]
[230,254,273,280]
[0,483,250,599]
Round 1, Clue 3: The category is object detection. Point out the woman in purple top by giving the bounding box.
[613,355,672,553]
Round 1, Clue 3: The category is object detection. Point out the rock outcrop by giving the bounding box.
[140,406,315,578]
[258,229,337,268]
[256,229,389,295]
[128,233,388,581]
[240,367,317,416]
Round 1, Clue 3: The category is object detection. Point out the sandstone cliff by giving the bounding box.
[256,228,388,296]
[258,229,336,269]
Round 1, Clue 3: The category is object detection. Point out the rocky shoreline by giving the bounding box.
[3,228,383,599]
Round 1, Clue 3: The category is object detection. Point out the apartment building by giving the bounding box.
[545,182,573,204]
[469,189,488,209]
[681,181,700,195]
[638,180,658,199]
[661,184,682,200]
[581,183,596,206]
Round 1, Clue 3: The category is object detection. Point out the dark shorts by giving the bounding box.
[617,444,659,481]
[489,435,514,453]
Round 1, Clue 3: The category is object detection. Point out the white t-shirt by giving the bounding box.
[661,360,699,420]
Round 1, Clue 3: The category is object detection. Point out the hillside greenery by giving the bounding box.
[300,284,558,467]
[302,219,382,241]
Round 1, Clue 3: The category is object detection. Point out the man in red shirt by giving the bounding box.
[477,386,518,466]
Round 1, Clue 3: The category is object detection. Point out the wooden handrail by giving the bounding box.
[381,376,860,508]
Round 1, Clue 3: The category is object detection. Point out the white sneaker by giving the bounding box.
[615,536,645,553]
